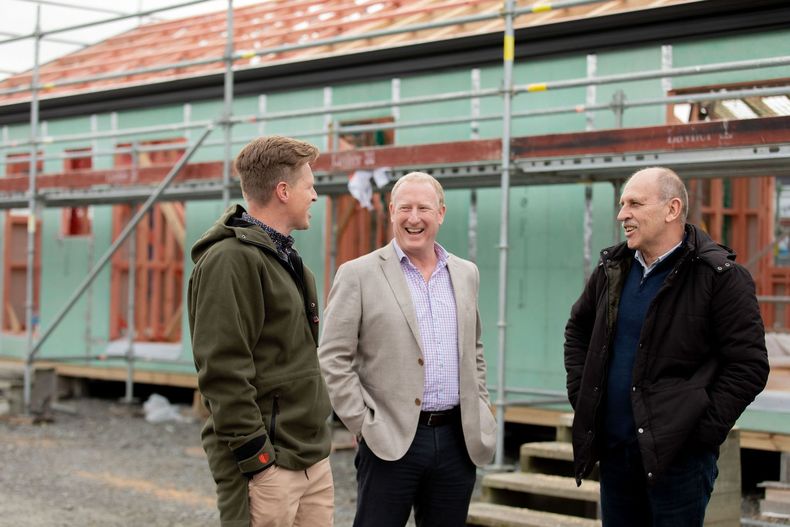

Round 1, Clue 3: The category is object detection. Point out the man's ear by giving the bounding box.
[274,181,289,203]
[666,197,682,223]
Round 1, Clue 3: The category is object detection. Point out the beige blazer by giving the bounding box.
[318,243,497,467]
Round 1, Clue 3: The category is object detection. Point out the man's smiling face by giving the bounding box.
[389,180,445,261]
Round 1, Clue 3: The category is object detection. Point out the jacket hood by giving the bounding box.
[688,223,736,266]
[190,203,276,264]
[601,223,736,272]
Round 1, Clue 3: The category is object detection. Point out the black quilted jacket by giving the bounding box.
[564,224,768,485]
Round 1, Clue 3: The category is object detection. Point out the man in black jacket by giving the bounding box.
[564,167,768,526]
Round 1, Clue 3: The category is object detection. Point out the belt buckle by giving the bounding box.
[426,412,437,426]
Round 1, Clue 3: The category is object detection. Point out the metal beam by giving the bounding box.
[4,143,790,209]
[3,116,790,207]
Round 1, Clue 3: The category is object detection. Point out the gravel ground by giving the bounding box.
[1,396,787,526]
[0,396,368,527]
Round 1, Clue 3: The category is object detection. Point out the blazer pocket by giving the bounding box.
[478,398,497,435]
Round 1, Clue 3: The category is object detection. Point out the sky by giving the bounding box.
[0,0,262,81]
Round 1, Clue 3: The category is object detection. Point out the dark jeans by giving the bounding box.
[599,441,719,527]
[353,420,476,527]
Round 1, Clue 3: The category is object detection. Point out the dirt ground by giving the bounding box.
[0,396,366,527]
[0,396,787,526]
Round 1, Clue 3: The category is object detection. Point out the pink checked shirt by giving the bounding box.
[392,240,460,411]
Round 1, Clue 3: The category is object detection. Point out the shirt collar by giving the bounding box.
[392,239,449,269]
[635,238,683,277]
[241,212,294,258]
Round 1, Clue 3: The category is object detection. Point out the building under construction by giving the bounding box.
[1,0,790,524]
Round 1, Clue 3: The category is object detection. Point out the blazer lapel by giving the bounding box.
[379,245,424,354]
[447,255,466,360]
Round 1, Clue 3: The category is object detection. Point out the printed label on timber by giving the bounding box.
[330,150,376,171]
[666,132,713,146]
[665,120,736,148]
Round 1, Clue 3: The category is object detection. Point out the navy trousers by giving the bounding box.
[599,441,719,527]
[352,419,476,527]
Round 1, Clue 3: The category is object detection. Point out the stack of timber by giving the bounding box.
[467,414,742,527]
[0,363,24,416]
[759,481,790,518]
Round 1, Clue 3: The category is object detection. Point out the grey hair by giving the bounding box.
[390,172,445,207]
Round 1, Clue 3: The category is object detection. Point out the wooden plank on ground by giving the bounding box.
[468,502,601,527]
[41,362,197,388]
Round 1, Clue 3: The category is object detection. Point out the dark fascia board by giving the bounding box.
[1,0,789,126]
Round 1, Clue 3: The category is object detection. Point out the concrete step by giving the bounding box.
[467,502,601,527]
[483,473,600,503]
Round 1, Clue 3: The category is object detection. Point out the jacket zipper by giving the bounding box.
[270,394,280,445]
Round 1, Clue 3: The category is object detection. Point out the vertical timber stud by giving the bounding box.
[23,6,42,413]
[221,0,235,209]
[494,0,516,468]
[469,68,481,264]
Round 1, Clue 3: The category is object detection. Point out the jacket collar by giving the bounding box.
[224,204,278,252]
[599,223,737,274]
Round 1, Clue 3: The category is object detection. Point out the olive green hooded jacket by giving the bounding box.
[188,204,332,527]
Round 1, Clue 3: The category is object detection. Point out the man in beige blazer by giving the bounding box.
[319,172,496,527]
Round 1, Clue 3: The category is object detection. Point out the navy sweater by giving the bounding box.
[604,250,681,448]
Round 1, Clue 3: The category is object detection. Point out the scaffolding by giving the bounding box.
[1,0,790,470]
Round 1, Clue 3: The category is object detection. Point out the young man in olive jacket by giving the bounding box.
[188,136,333,527]
[564,167,768,526]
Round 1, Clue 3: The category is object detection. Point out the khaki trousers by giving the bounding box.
[248,457,334,527]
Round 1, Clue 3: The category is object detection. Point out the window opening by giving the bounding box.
[669,78,790,328]
[62,148,93,236]
[328,117,395,289]
[3,213,42,333]
[109,139,185,342]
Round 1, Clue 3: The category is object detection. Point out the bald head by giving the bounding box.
[617,167,687,265]
[628,167,688,223]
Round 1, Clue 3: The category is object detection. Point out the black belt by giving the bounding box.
[418,406,460,427]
